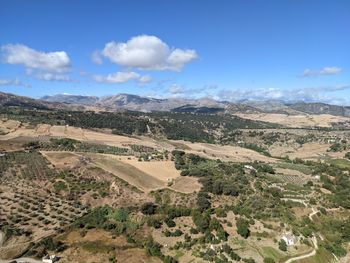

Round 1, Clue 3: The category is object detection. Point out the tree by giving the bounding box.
[192,210,210,233]
[141,202,157,215]
[197,192,211,211]
[278,239,287,251]
[345,152,350,160]
[236,218,250,238]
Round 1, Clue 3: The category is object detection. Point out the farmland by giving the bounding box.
[1,108,350,263]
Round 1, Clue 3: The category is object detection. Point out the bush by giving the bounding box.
[236,218,250,238]
[345,152,350,159]
[278,239,287,251]
[141,202,157,215]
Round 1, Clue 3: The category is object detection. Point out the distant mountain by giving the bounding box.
[0,92,88,111]
[0,92,59,109]
[288,102,350,117]
[0,91,345,117]
[42,94,99,105]
[41,93,228,112]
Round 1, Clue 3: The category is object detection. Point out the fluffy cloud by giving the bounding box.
[0,78,31,88]
[302,66,342,77]
[1,44,72,81]
[1,44,70,73]
[99,35,198,71]
[93,71,151,84]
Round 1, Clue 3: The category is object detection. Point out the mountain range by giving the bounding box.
[2,91,350,117]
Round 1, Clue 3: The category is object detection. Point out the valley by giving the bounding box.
[0,94,350,263]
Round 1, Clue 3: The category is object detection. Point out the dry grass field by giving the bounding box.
[172,140,278,163]
[0,123,162,150]
[57,229,161,263]
[285,142,330,160]
[40,151,82,169]
[0,119,21,135]
[235,113,350,128]
[81,153,172,192]
[0,121,282,165]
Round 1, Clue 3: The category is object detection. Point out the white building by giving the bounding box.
[42,255,58,263]
[282,233,297,246]
[244,165,257,172]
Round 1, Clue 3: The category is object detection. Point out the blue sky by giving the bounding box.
[0,0,349,104]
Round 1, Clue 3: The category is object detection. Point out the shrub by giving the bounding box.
[141,202,157,215]
[278,239,287,251]
[236,218,250,238]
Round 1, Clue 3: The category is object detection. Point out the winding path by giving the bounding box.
[0,257,42,263]
[282,199,319,263]
[284,236,318,263]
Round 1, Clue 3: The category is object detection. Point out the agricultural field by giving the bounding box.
[1,109,350,263]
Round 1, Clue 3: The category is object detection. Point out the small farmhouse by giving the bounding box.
[281,233,297,246]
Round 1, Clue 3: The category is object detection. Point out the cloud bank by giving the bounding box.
[217,85,350,105]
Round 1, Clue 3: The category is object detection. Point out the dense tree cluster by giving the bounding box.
[0,106,278,143]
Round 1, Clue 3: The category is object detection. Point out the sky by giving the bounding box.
[0,0,349,104]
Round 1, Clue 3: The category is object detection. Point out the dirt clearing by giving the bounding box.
[40,151,82,169]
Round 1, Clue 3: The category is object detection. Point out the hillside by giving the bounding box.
[0,92,87,111]
[1,111,350,263]
[289,102,350,117]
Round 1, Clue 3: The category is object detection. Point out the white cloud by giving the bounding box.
[0,78,31,88]
[91,50,103,65]
[1,44,70,73]
[168,84,184,94]
[302,66,342,77]
[34,72,72,82]
[1,44,73,82]
[320,66,342,75]
[100,35,198,71]
[93,71,151,84]
[217,85,350,104]
[138,75,152,83]
[302,68,315,77]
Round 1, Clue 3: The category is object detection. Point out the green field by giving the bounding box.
[297,248,336,263]
[327,158,350,169]
[261,246,285,262]
[275,162,313,175]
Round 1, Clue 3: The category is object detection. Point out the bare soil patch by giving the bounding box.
[40,151,82,169]
[114,156,180,182]
[0,119,21,135]
[170,176,202,194]
[287,142,330,160]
